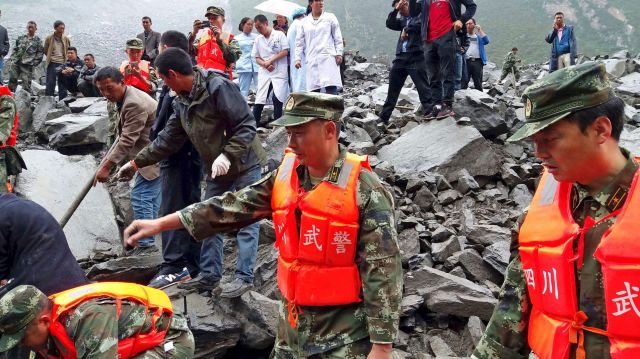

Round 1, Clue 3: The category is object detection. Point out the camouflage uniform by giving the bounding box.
[191,7,241,68]
[178,93,403,358]
[0,94,24,193]
[123,38,160,96]
[7,34,44,92]
[474,63,632,358]
[0,285,194,359]
[500,51,521,81]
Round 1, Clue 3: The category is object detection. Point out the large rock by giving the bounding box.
[172,292,242,358]
[86,254,162,283]
[602,59,628,78]
[263,126,288,162]
[216,291,279,349]
[15,89,33,133]
[371,84,421,109]
[44,113,108,149]
[68,97,105,113]
[345,62,388,80]
[378,118,501,181]
[617,72,640,96]
[83,99,108,115]
[466,224,510,246]
[482,241,510,274]
[32,96,71,133]
[448,249,503,284]
[453,89,508,139]
[620,127,640,156]
[405,266,497,320]
[14,150,120,260]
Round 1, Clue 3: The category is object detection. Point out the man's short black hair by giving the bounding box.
[254,14,268,25]
[154,48,194,77]
[94,66,124,84]
[54,20,65,29]
[84,53,95,60]
[568,96,625,141]
[467,18,476,24]
[27,21,37,28]
[142,16,152,23]
[67,47,77,54]
[160,30,189,52]
[555,11,564,17]
[512,47,518,51]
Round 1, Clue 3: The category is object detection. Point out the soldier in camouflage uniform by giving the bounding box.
[0,285,194,358]
[499,47,521,82]
[190,6,241,79]
[473,63,637,358]
[7,21,44,93]
[0,88,25,193]
[123,92,403,359]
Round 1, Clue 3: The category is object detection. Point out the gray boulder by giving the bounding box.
[264,126,288,162]
[617,72,640,96]
[14,150,120,260]
[482,240,511,274]
[32,96,71,133]
[15,89,33,133]
[345,62,388,80]
[448,249,502,284]
[44,113,109,149]
[68,97,105,113]
[467,224,510,246]
[405,266,497,320]
[83,98,109,115]
[86,254,162,283]
[602,59,628,78]
[453,89,508,139]
[378,118,501,182]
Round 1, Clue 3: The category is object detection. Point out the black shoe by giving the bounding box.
[148,267,191,289]
[435,104,455,119]
[176,274,220,292]
[423,105,441,120]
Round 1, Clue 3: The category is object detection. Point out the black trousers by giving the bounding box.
[380,53,433,122]
[464,58,484,91]
[252,83,283,126]
[45,62,61,97]
[424,29,456,105]
[158,155,203,276]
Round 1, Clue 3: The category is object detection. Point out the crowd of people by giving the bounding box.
[4,2,631,359]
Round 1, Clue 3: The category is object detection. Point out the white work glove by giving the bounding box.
[210,153,231,179]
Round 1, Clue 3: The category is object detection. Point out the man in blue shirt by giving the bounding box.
[461,18,489,91]
[545,12,577,72]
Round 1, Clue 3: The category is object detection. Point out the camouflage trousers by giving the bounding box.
[500,65,520,81]
[8,63,34,93]
[131,327,195,359]
[271,337,373,359]
[0,158,9,193]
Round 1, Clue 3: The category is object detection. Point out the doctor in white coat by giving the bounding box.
[295,0,344,95]
[252,14,290,126]
[288,7,307,93]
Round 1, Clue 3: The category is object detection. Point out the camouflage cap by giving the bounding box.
[125,38,144,49]
[205,6,225,17]
[272,92,344,127]
[0,285,48,352]
[508,62,613,142]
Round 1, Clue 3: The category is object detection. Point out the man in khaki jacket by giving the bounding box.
[43,20,70,98]
[94,66,160,254]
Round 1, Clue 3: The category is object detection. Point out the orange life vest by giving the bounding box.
[0,86,18,148]
[120,60,152,94]
[271,151,370,326]
[46,282,173,359]
[196,29,234,80]
[519,169,640,359]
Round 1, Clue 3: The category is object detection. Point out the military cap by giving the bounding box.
[125,38,144,49]
[205,6,225,17]
[0,285,48,352]
[272,92,344,127]
[508,62,614,142]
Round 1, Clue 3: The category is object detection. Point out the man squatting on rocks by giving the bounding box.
[118,48,266,298]
[122,91,403,359]
[473,62,640,358]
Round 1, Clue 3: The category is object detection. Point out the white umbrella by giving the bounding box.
[254,0,304,18]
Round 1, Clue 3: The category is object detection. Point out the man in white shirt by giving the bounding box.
[251,14,290,127]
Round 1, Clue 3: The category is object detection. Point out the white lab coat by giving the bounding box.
[295,12,344,91]
[252,29,290,104]
[288,18,306,92]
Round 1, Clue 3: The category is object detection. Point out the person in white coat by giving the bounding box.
[288,8,306,92]
[251,14,290,126]
[295,0,343,95]
[236,17,259,98]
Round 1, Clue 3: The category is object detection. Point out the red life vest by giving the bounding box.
[120,60,152,94]
[46,282,174,359]
[196,29,234,80]
[271,151,371,326]
[0,86,18,148]
[519,169,640,359]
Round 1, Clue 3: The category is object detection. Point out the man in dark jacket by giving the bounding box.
[409,0,476,119]
[0,193,90,359]
[146,31,203,289]
[0,10,9,84]
[77,53,100,97]
[56,46,83,99]
[380,0,432,124]
[119,48,266,298]
[545,11,577,72]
